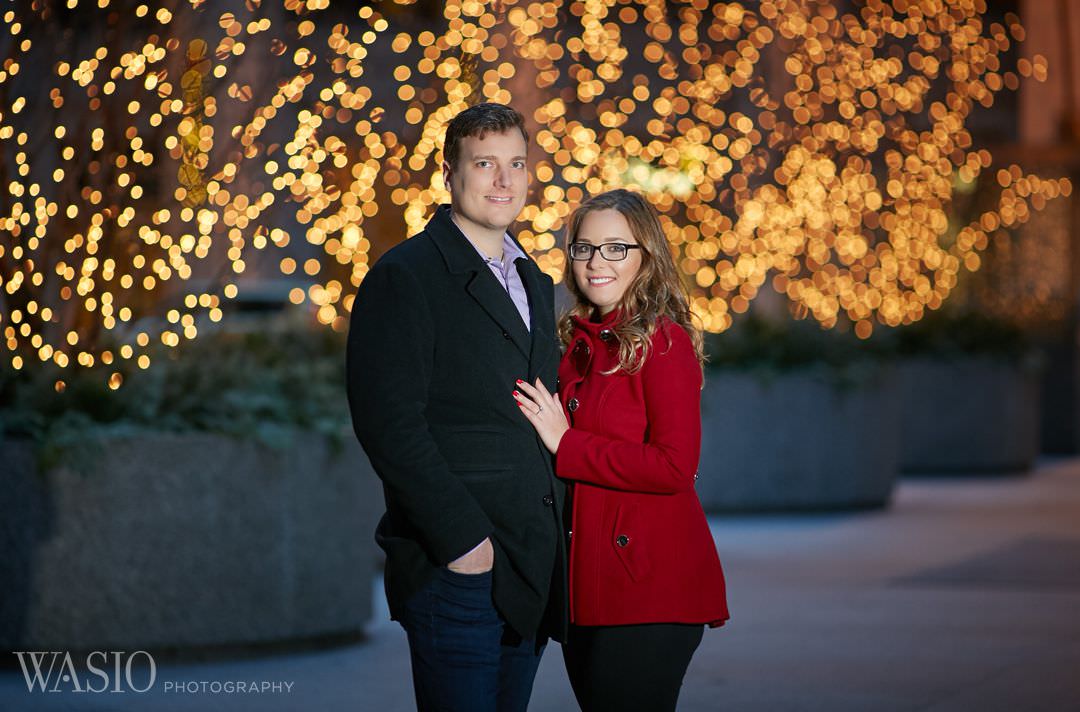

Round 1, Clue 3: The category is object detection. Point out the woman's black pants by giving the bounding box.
[563,622,705,712]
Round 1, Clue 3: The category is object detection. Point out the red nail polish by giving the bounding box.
[513,390,520,397]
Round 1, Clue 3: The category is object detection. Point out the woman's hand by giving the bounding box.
[514,378,570,454]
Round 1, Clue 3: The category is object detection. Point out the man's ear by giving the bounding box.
[441,161,452,194]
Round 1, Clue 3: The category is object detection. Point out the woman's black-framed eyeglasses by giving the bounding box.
[568,242,642,262]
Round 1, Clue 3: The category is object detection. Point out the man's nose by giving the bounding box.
[494,165,512,188]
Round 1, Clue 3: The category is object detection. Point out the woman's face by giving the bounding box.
[571,208,644,316]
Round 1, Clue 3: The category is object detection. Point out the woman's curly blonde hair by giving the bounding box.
[557,189,705,374]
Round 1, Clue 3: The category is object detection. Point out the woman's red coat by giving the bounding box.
[556,311,729,627]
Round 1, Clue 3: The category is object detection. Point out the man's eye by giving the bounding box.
[512,161,525,169]
[476,161,491,168]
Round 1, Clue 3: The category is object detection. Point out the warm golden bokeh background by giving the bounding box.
[0,0,1072,383]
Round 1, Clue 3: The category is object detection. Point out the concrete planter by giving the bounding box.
[898,358,1040,473]
[697,369,901,512]
[0,431,380,651]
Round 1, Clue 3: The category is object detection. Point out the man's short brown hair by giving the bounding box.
[443,103,528,170]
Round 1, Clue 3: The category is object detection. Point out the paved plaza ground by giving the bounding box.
[3,458,1080,711]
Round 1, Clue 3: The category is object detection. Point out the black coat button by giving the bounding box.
[502,330,511,339]
[542,494,554,506]
[599,329,614,342]
[615,534,630,547]
[567,397,579,413]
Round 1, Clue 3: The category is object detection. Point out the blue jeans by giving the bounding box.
[398,567,545,712]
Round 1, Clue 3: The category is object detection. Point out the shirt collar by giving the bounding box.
[450,214,525,266]
[498,233,527,265]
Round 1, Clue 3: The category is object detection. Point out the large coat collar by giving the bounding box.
[426,204,528,274]
[425,205,555,380]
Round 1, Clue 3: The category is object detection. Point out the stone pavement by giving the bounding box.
[3,458,1080,711]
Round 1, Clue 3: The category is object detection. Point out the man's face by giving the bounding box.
[443,129,529,235]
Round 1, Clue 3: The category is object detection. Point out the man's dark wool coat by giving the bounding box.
[346,204,568,641]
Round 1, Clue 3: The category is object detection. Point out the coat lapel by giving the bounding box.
[426,205,531,360]
[516,257,557,383]
[465,269,531,360]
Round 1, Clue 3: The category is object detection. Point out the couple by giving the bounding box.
[347,102,729,712]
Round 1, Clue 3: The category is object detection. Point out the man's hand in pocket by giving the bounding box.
[447,537,494,574]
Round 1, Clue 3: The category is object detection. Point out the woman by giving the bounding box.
[513,189,729,712]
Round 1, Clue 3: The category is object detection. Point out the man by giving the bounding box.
[347,103,567,712]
